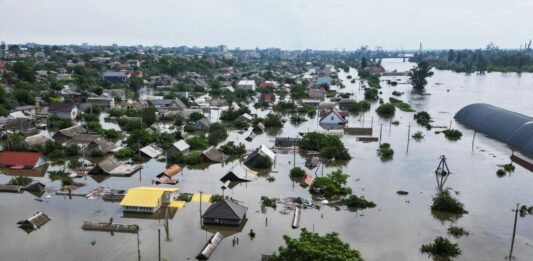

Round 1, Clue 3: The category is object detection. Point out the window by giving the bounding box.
[331,116,334,120]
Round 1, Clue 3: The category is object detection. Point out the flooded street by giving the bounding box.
[2,58,533,261]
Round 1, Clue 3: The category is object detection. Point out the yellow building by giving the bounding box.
[120,187,179,213]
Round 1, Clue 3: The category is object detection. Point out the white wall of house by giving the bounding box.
[319,112,346,125]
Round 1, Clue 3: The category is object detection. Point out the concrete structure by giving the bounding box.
[236,80,256,91]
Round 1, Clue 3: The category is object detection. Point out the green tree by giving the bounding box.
[128,77,144,98]
[207,122,228,145]
[309,169,352,198]
[408,61,434,90]
[12,61,36,82]
[269,228,363,261]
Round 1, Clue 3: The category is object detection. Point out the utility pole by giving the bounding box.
[471,131,477,150]
[158,228,161,261]
[406,124,411,153]
[508,203,519,260]
[199,191,203,226]
[293,137,296,169]
[379,123,383,146]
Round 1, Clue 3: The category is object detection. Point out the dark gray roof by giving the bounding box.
[202,146,227,163]
[202,200,247,220]
[49,103,76,113]
[455,103,533,154]
[103,71,126,77]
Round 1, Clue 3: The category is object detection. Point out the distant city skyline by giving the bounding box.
[1,0,532,50]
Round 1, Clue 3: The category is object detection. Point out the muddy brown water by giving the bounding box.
[1,58,533,260]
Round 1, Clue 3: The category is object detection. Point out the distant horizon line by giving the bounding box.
[1,40,525,52]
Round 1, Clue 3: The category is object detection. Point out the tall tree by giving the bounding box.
[408,61,434,90]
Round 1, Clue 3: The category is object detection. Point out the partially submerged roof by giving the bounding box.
[87,138,120,154]
[170,140,190,152]
[140,144,164,158]
[202,199,248,220]
[220,165,257,183]
[455,103,533,154]
[17,211,51,229]
[163,164,182,177]
[202,146,228,163]
[55,125,87,138]
[120,187,179,208]
[25,134,53,146]
[245,145,276,163]
[89,156,141,176]
[0,151,43,168]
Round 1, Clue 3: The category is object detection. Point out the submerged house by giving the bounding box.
[86,138,120,155]
[319,110,348,125]
[244,145,276,166]
[120,187,179,213]
[139,144,164,158]
[88,156,141,176]
[155,164,182,185]
[275,137,299,147]
[201,199,248,226]
[167,140,190,157]
[202,146,228,163]
[52,125,87,142]
[17,211,51,229]
[252,122,265,133]
[0,151,47,169]
[220,165,257,183]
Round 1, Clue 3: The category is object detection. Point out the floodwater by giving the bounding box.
[2,58,533,260]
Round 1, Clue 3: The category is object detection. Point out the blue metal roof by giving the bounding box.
[454,103,533,154]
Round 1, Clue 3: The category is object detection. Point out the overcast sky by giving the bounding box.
[1,0,532,50]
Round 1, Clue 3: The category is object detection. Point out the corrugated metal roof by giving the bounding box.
[455,103,533,154]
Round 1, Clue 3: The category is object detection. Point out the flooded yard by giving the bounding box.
[1,58,533,261]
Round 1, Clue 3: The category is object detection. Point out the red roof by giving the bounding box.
[259,82,275,88]
[301,174,313,186]
[0,151,42,168]
[338,111,349,118]
[0,61,7,70]
[164,164,182,177]
[260,93,276,102]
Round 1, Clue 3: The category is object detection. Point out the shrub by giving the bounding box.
[389,97,414,112]
[503,163,515,172]
[442,129,462,141]
[207,122,228,145]
[184,152,203,165]
[448,226,469,237]
[210,194,224,203]
[431,190,468,215]
[8,176,32,186]
[290,167,306,178]
[414,111,432,129]
[392,91,403,96]
[375,103,396,117]
[364,88,379,100]
[114,148,135,159]
[397,190,409,195]
[420,237,461,258]
[260,196,277,213]
[248,155,273,169]
[348,101,371,114]
[343,195,376,209]
[220,141,246,155]
[412,131,424,141]
[264,114,283,127]
[496,168,506,177]
[377,143,394,160]
[186,136,209,150]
